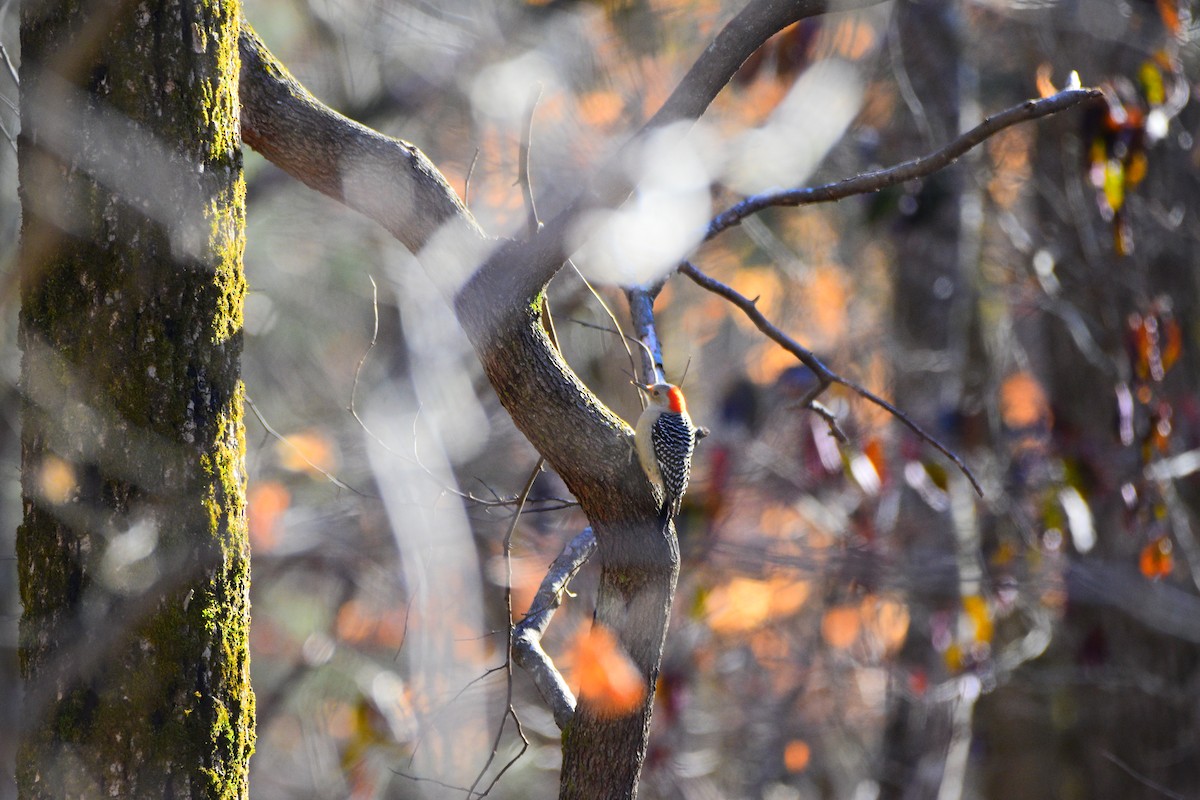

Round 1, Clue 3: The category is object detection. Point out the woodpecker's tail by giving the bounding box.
[658,501,673,532]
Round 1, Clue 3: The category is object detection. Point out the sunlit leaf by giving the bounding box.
[783,739,812,773]
[962,594,993,644]
[1161,311,1182,373]
[1156,0,1183,37]
[1103,159,1125,213]
[337,599,376,644]
[944,642,963,672]
[807,264,848,341]
[990,541,1016,567]
[863,437,888,486]
[578,89,625,128]
[861,595,909,654]
[1126,151,1148,187]
[565,624,647,719]
[248,481,290,552]
[706,577,774,633]
[38,455,77,505]
[827,17,876,61]
[1139,536,1173,580]
[277,429,339,474]
[987,126,1032,210]
[820,604,861,650]
[1036,63,1057,99]
[1000,371,1050,429]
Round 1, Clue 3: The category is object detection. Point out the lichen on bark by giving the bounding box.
[17,1,254,797]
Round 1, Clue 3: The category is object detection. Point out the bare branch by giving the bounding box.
[625,287,666,385]
[518,84,544,241]
[644,0,890,132]
[706,88,1102,240]
[678,261,982,495]
[570,265,641,390]
[0,42,18,89]
[513,527,597,730]
[245,396,370,497]
[238,23,486,257]
[466,460,541,797]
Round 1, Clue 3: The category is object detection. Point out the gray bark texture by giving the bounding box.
[17,0,254,797]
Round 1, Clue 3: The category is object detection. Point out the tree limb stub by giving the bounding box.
[238,25,484,257]
[513,528,598,729]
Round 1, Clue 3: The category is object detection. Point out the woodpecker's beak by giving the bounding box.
[631,379,652,394]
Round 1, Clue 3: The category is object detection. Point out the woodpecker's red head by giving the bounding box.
[665,385,687,415]
[635,381,688,415]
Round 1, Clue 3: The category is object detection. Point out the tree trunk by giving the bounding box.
[974,3,1200,798]
[878,1,967,797]
[16,1,253,796]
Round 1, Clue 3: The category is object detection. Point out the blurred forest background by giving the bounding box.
[2,0,1199,798]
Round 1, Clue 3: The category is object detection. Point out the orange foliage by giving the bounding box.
[706,576,812,634]
[277,429,340,474]
[806,264,848,343]
[1157,0,1183,35]
[747,340,800,385]
[826,17,876,60]
[783,739,812,773]
[987,126,1032,210]
[856,80,896,130]
[38,455,77,505]
[335,599,408,649]
[1036,63,1057,99]
[1140,536,1174,580]
[565,624,647,719]
[821,604,861,650]
[863,438,888,486]
[337,599,376,644]
[861,594,909,654]
[727,268,783,327]
[1000,371,1050,429]
[248,481,291,552]
[578,89,625,128]
[962,594,993,644]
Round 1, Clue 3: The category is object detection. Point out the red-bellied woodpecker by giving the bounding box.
[634,381,697,528]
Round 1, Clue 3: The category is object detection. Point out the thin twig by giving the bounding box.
[0,42,18,90]
[245,396,370,496]
[566,264,641,391]
[392,770,484,798]
[464,147,480,210]
[344,288,575,513]
[0,115,16,153]
[444,663,507,708]
[679,261,982,495]
[518,84,544,240]
[1100,751,1191,800]
[808,400,848,443]
[348,274,379,431]
[705,88,1101,240]
[465,459,542,798]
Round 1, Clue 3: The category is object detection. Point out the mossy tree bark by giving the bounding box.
[16,1,253,797]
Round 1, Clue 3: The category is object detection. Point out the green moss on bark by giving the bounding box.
[17,1,254,797]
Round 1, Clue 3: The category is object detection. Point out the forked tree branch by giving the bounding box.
[512,528,598,729]
[706,87,1102,240]
[678,261,983,495]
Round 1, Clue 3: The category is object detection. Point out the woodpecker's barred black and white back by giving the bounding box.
[651,411,695,523]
